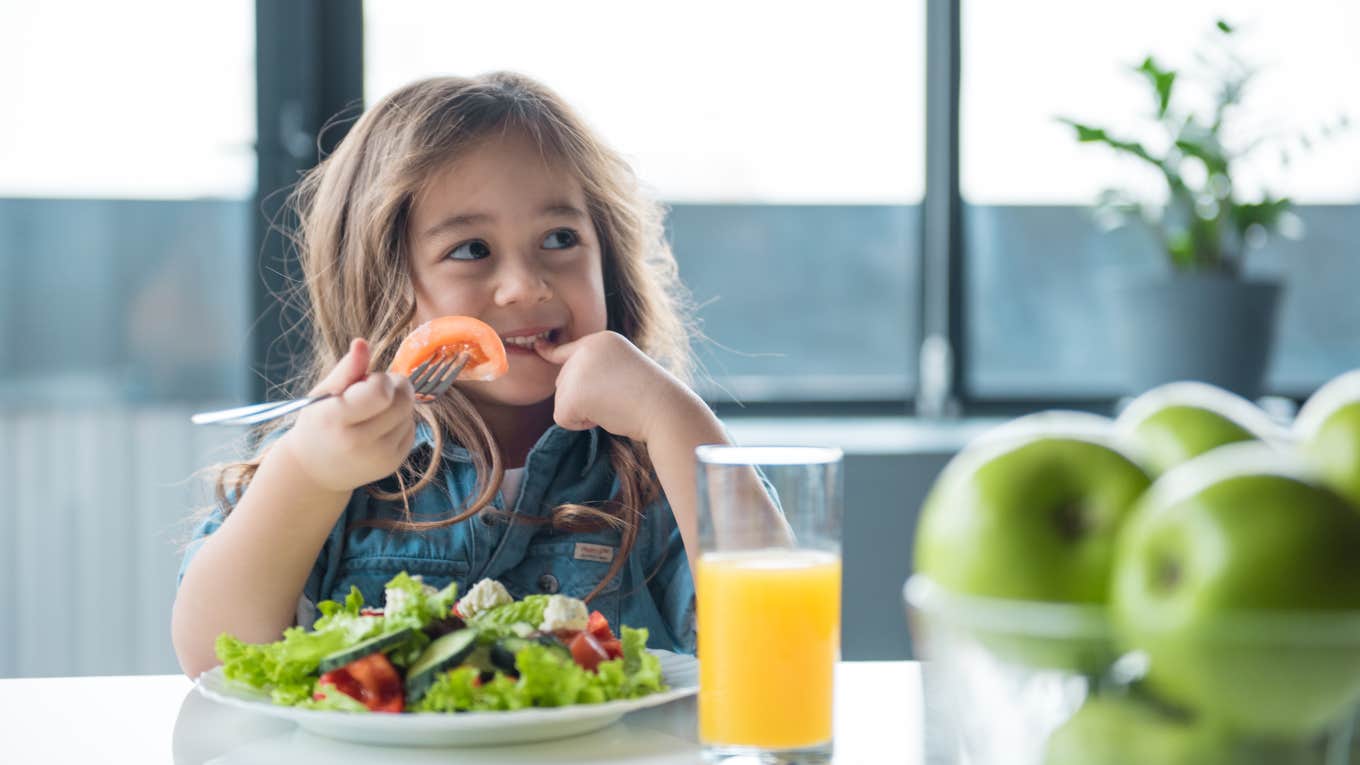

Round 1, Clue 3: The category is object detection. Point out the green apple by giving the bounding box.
[1115,381,1280,476]
[1111,442,1360,737]
[1043,696,1208,765]
[914,412,1151,668]
[1296,369,1360,508]
[1045,695,1326,765]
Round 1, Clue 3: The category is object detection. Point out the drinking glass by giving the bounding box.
[695,445,844,764]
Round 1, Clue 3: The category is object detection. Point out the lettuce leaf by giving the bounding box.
[212,572,668,713]
[515,644,591,707]
[216,627,362,706]
[312,586,366,631]
[410,626,668,712]
[216,584,391,702]
[619,626,665,697]
[468,594,550,638]
[382,573,458,631]
[412,667,531,712]
[411,667,482,712]
[378,574,457,666]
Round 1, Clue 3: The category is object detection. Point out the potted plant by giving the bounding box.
[1059,20,1345,400]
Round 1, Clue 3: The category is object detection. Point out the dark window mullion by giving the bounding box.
[918,0,965,417]
[252,0,364,401]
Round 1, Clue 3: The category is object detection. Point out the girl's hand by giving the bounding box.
[535,331,702,443]
[279,338,417,493]
[539,331,726,577]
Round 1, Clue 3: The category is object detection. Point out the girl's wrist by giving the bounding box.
[274,430,358,499]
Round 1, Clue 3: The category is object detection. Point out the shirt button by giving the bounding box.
[537,574,560,594]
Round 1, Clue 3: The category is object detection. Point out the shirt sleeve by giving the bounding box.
[176,508,226,587]
[643,496,697,654]
[178,429,286,589]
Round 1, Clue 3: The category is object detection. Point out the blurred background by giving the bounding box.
[0,0,1356,677]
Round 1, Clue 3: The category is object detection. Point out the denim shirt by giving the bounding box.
[178,423,696,654]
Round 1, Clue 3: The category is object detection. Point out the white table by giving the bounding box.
[1,661,927,764]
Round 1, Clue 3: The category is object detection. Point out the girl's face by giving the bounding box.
[405,130,608,410]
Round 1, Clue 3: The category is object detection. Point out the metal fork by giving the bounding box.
[190,352,469,426]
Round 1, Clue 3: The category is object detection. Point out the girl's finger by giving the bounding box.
[346,399,411,445]
[311,338,371,396]
[534,336,579,365]
[377,415,416,452]
[339,373,399,424]
[552,397,595,431]
[369,394,417,437]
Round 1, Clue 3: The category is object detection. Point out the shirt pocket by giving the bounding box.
[505,539,623,627]
[330,555,471,610]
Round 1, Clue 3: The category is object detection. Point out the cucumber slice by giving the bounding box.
[405,628,478,702]
[490,635,570,675]
[317,627,417,674]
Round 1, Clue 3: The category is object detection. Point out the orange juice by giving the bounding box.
[697,549,841,749]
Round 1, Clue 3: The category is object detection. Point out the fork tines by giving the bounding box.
[412,351,469,398]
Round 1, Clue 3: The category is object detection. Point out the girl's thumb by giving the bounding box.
[318,338,371,395]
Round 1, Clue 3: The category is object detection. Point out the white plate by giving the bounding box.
[195,650,698,747]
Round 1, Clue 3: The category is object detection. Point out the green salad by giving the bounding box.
[214,572,666,713]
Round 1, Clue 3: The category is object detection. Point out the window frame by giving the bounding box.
[251,0,1338,417]
[252,0,364,402]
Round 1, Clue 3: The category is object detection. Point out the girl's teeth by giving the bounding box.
[502,331,551,347]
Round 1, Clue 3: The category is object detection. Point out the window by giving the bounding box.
[960,0,1360,398]
[0,0,255,405]
[364,0,927,402]
[0,1,255,678]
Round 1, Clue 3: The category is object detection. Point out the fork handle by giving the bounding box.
[191,350,470,426]
[190,393,334,426]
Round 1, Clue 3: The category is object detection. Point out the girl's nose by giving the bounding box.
[493,258,552,306]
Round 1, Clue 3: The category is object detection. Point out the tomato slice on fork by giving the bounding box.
[388,316,509,383]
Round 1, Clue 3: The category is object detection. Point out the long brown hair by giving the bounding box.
[214,73,695,601]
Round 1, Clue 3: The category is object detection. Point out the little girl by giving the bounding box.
[171,72,728,678]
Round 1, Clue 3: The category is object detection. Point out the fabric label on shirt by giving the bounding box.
[574,543,615,563]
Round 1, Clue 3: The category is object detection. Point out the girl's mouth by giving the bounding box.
[500,328,558,353]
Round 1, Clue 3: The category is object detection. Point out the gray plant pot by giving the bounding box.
[1105,276,1282,400]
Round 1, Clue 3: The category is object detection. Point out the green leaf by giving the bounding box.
[412,667,484,712]
[1135,56,1177,118]
[314,586,365,629]
[380,572,458,632]
[1216,19,1234,34]
[1174,138,1228,175]
[410,629,668,712]
[215,625,366,706]
[1056,119,1162,167]
[1230,197,1293,237]
[413,666,533,712]
[1166,230,1196,271]
[467,595,551,637]
[620,626,664,697]
[515,644,591,706]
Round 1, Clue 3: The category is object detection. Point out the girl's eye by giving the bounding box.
[447,240,491,261]
[542,229,579,250]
